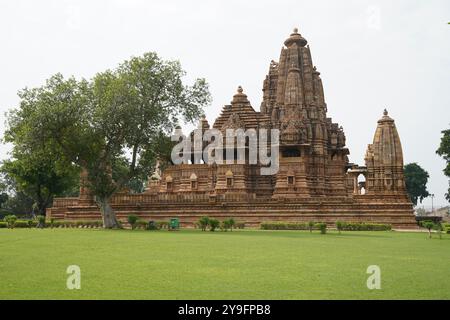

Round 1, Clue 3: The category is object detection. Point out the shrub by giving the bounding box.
[198,216,210,231]
[147,221,158,230]
[338,222,391,231]
[37,215,46,228]
[434,222,443,239]
[4,215,17,228]
[209,218,220,232]
[308,221,315,233]
[221,220,231,232]
[261,222,310,230]
[50,218,55,228]
[28,220,37,228]
[336,221,343,234]
[15,220,31,228]
[127,215,139,230]
[420,220,435,238]
[0,222,7,228]
[228,218,235,231]
[316,222,327,234]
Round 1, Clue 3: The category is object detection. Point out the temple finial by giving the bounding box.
[237,86,243,94]
[285,27,307,47]
[383,108,388,116]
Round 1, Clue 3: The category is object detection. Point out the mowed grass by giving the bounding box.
[0,228,449,299]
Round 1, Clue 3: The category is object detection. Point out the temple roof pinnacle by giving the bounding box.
[284,27,307,47]
[232,85,248,104]
[379,108,394,123]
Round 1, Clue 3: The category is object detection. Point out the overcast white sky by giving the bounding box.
[0,0,449,206]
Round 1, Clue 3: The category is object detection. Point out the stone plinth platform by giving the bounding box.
[48,194,417,229]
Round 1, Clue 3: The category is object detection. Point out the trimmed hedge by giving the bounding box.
[261,222,312,230]
[338,222,392,231]
[444,223,450,234]
[133,220,169,230]
[261,221,391,231]
[0,219,103,229]
[51,220,103,228]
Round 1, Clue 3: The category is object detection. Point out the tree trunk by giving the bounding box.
[98,197,120,229]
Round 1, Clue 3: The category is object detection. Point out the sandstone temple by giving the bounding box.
[48,29,416,228]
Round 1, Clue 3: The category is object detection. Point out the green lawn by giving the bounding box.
[0,228,449,299]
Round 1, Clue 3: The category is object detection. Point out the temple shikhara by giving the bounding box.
[49,29,416,228]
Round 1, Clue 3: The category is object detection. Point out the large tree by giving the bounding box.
[0,147,79,217]
[8,52,210,228]
[436,128,450,202]
[404,163,430,206]
[3,94,80,216]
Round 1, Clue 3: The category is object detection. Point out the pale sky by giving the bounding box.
[0,0,449,207]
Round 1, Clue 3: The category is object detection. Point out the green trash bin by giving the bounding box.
[169,218,180,231]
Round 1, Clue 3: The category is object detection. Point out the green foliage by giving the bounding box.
[127,215,139,230]
[2,93,80,217]
[404,163,430,205]
[147,221,158,230]
[336,221,343,234]
[0,222,7,228]
[5,52,211,228]
[3,215,17,228]
[228,218,235,231]
[444,223,450,234]
[308,221,315,233]
[316,222,327,234]
[37,215,46,228]
[0,183,34,217]
[198,216,210,231]
[434,222,443,239]
[209,218,220,232]
[261,222,311,230]
[0,193,8,209]
[220,218,236,232]
[14,220,31,228]
[436,128,450,202]
[337,222,392,231]
[421,220,436,238]
[52,220,102,228]
[261,221,391,232]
